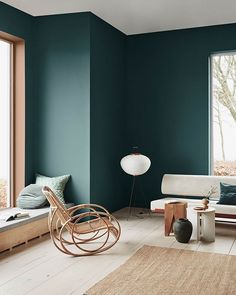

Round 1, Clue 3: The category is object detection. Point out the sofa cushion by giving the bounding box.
[217,183,236,205]
[17,184,48,209]
[161,174,236,199]
[35,173,70,204]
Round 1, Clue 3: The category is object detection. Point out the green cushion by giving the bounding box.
[17,184,48,209]
[35,173,70,203]
[217,182,236,205]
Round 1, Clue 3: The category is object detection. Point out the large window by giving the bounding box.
[0,31,25,208]
[211,53,236,176]
[0,39,11,208]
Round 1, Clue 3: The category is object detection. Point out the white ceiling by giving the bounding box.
[2,0,236,35]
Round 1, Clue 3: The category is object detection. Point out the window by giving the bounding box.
[0,39,11,208]
[211,53,236,176]
[0,31,25,208]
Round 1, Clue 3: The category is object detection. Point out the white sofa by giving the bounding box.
[151,174,236,219]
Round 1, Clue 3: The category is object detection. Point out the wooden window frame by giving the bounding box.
[0,31,25,207]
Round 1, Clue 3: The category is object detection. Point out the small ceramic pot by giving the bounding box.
[202,198,209,210]
[173,218,193,243]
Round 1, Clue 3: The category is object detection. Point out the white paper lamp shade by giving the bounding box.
[120,154,151,176]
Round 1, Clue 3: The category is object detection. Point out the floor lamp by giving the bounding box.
[120,148,151,219]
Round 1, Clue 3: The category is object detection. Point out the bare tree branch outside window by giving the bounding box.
[212,54,236,176]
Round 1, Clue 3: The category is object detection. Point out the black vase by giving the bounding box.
[173,218,193,243]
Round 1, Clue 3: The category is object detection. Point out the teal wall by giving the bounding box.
[32,13,128,208]
[90,14,128,211]
[126,24,236,205]
[33,13,91,204]
[0,2,34,185]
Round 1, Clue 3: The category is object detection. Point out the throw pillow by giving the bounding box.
[217,182,236,205]
[35,173,70,203]
[17,184,48,209]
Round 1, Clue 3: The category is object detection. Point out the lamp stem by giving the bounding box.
[128,175,136,219]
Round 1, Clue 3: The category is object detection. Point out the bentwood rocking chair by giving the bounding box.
[42,186,121,256]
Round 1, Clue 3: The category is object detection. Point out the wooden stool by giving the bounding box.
[165,201,187,236]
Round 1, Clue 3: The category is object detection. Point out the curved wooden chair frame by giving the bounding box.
[42,186,121,256]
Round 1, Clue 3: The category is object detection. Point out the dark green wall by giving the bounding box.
[4,1,236,210]
[0,2,34,185]
[90,14,128,211]
[33,13,91,204]
[126,24,236,205]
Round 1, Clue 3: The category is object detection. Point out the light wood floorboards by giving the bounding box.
[0,208,235,295]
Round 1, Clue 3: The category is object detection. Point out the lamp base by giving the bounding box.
[127,176,152,220]
[127,207,152,220]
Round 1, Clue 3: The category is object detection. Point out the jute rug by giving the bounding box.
[86,245,236,295]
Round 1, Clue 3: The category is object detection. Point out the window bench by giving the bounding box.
[0,207,50,252]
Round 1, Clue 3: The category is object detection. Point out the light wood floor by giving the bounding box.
[0,208,236,295]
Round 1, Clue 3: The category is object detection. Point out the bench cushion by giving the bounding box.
[151,197,236,215]
[0,207,50,233]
